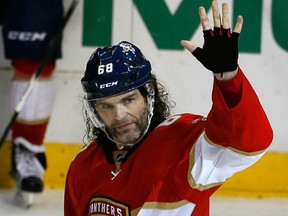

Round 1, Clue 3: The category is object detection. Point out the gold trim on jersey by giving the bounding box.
[140,199,191,209]
[204,133,268,156]
[133,200,195,212]
[188,142,223,191]
[16,117,50,125]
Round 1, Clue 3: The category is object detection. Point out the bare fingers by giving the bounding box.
[199,6,211,31]
[233,15,243,33]
[221,3,229,29]
[201,1,230,31]
[180,40,197,52]
[212,0,221,28]
[211,1,243,33]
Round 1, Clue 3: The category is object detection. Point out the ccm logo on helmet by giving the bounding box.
[99,81,118,89]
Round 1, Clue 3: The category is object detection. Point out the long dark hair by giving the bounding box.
[82,73,175,146]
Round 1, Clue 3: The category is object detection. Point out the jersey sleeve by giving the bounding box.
[184,68,273,194]
[205,67,273,152]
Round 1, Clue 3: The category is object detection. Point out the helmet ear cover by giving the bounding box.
[81,41,152,100]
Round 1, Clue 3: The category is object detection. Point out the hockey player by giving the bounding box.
[64,1,273,215]
[1,0,63,202]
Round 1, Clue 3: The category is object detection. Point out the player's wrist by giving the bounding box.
[213,67,238,81]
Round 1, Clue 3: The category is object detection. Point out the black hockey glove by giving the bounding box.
[192,27,239,74]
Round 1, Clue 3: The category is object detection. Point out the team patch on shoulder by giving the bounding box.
[89,196,130,216]
[191,117,207,124]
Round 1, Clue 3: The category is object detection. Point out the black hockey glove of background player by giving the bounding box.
[192,27,239,74]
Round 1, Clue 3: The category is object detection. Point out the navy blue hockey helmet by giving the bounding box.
[81,41,152,100]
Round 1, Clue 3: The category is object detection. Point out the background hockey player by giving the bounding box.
[64,1,273,215]
[1,0,63,195]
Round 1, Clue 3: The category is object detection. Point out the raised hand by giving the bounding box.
[181,0,243,76]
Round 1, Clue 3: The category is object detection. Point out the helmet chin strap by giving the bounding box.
[84,85,155,148]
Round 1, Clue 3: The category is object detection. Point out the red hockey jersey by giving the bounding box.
[64,69,273,216]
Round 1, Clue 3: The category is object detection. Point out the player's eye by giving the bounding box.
[123,98,134,105]
[96,103,114,110]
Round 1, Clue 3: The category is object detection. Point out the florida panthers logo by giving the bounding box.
[119,42,135,53]
[88,196,130,216]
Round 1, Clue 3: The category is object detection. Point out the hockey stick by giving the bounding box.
[0,0,80,148]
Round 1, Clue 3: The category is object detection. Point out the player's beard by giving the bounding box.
[106,109,149,145]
